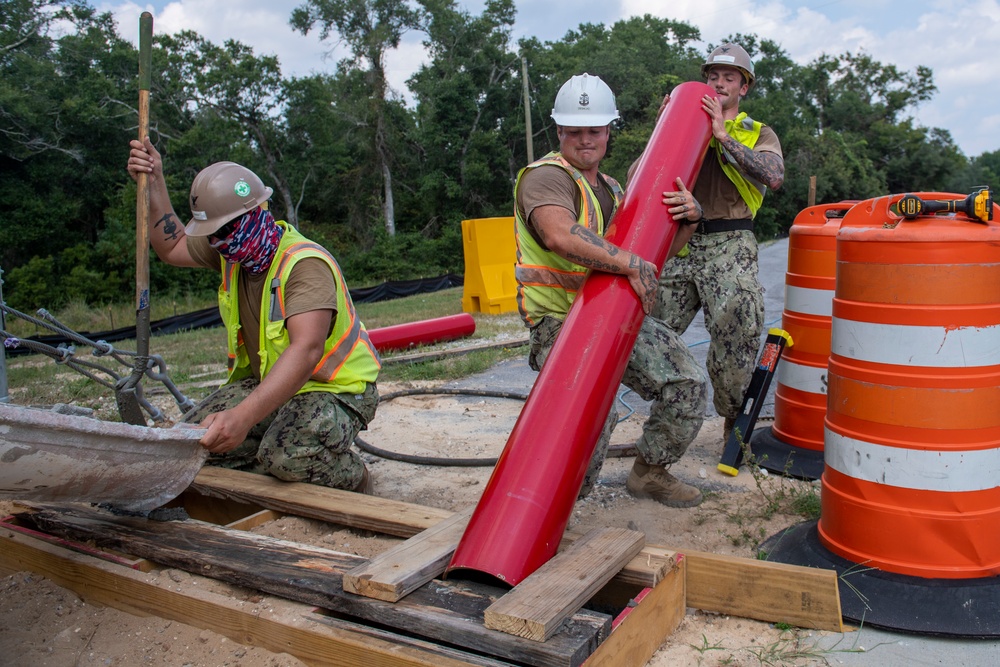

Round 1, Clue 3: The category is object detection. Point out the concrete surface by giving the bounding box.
[448,237,1000,665]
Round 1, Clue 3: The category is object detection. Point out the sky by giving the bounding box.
[98,0,1000,157]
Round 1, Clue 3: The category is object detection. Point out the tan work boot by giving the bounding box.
[626,455,702,508]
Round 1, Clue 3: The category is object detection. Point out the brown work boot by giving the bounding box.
[351,466,374,495]
[626,455,702,508]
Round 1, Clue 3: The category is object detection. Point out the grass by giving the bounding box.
[690,627,863,667]
[2,287,527,419]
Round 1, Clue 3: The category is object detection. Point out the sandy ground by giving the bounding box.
[0,379,837,667]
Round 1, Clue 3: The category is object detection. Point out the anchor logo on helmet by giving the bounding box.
[579,93,589,107]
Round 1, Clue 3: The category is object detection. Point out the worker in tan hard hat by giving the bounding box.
[514,73,707,508]
[654,42,784,451]
[127,138,380,494]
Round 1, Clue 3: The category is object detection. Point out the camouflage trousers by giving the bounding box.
[182,378,379,490]
[655,229,765,420]
[528,315,706,496]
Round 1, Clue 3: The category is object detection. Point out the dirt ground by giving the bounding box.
[0,378,837,667]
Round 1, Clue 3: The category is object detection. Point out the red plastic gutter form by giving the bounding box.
[367,313,476,353]
[447,81,716,586]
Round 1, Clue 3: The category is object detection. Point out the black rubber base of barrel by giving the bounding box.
[749,426,824,480]
[760,521,1000,637]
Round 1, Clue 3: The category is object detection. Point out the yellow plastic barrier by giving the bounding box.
[461,217,518,314]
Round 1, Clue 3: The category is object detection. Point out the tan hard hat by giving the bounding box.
[551,73,619,127]
[701,43,755,90]
[185,162,273,237]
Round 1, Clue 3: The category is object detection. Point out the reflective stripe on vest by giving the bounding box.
[513,152,623,324]
[219,221,379,394]
[711,112,767,217]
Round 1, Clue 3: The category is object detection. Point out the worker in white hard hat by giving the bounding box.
[126,138,380,495]
[654,42,785,449]
[513,73,708,508]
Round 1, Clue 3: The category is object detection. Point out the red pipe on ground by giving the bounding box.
[447,81,715,586]
[367,313,476,353]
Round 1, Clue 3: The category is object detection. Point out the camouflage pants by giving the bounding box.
[655,229,765,419]
[528,315,705,495]
[182,378,379,490]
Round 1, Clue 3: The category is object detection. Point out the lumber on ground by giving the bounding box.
[191,467,843,632]
[0,526,512,667]
[484,528,645,642]
[190,468,673,589]
[343,507,474,602]
[19,503,608,667]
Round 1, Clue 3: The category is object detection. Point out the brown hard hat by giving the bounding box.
[701,43,755,90]
[185,162,273,237]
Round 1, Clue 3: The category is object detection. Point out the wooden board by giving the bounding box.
[344,507,473,602]
[20,504,610,667]
[190,468,674,588]
[485,528,646,642]
[584,558,686,667]
[190,466,452,536]
[0,527,507,667]
[190,467,843,632]
[685,549,843,632]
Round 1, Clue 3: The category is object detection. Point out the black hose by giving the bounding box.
[353,387,527,467]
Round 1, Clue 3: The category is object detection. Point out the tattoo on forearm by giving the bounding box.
[721,135,784,188]
[570,225,619,256]
[566,253,619,272]
[155,212,181,241]
[639,261,656,293]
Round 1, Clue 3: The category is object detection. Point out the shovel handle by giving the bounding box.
[122,12,153,408]
[136,12,152,315]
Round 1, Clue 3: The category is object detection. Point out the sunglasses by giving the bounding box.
[211,216,241,240]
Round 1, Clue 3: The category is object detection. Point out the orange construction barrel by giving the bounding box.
[760,192,1000,636]
[751,202,854,479]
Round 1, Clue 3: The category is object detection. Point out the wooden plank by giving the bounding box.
[344,507,473,602]
[189,466,452,537]
[190,468,843,632]
[0,514,151,572]
[484,528,645,642]
[20,504,610,667]
[190,468,671,588]
[0,527,501,667]
[584,558,686,667]
[306,612,516,666]
[225,508,283,531]
[685,549,844,632]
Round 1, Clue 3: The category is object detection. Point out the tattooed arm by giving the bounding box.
[702,95,784,191]
[716,133,784,190]
[531,205,658,314]
[126,137,200,267]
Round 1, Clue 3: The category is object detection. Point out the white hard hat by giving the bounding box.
[550,73,619,127]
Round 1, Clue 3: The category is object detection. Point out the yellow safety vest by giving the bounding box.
[710,112,767,218]
[514,152,623,325]
[219,221,380,395]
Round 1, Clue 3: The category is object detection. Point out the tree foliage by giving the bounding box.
[0,0,980,311]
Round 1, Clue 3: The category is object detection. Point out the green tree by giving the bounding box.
[408,0,520,225]
[291,0,429,237]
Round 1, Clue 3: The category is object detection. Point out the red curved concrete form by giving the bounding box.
[447,81,716,586]
[367,313,476,352]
